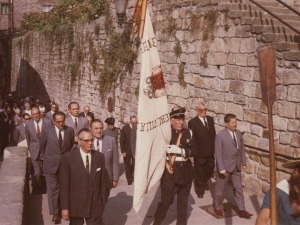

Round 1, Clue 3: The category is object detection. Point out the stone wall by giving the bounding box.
[0,146,28,225]
[10,0,300,195]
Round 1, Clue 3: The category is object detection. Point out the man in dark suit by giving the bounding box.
[153,107,198,225]
[213,113,253,218]
[46,103,57,124]
[188,103,216,198]
[0,105,12,155]
[65,102,89,144]
[40,111,74,223]
[60,129,111,225]
[13,113,30,145]
[79,105,95,121]
[103,117,118,143]
[120,115,137,185]
[25,107,51,180]
[91,119,119,188]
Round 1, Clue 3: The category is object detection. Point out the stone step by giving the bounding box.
[229,10,300,21]
[260,33,300,43]
[272,42,300,51]
[219,3,290,14]
[220,0,280,7]
[241,17,300,28]
[251,25,300,35]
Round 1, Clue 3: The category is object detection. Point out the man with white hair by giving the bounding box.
[79,105,95,121]
[24,102,31,116]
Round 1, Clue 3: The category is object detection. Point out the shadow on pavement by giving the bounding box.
[103,192,133,225]
[250,195,262,214]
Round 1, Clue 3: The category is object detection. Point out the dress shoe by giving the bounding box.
[214,208,223,216]
[52,214,60,223]
[238,210,253,218]
[204,183,209,191]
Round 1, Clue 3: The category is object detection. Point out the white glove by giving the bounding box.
[166,145,182,154]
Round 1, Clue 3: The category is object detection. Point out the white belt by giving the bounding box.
[166,156,189,161]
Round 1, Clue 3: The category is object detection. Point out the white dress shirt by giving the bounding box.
[227,129,238,149]
[24,110,31,116]
[55,126,64,140]
[70,115,78,124]
[80,148,91,172]
[34,119,43,133]
[198,116,208,128]
[94,138,102,152]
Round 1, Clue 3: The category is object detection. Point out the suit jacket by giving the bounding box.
[13,123,26,144]
[79,111,95,121]
[93,135,119,182]
[40,125,74,174]
[25,118,52,160]
[0,111,11,135]
[215,128,246,173]
[167,127,198,185]
[188,116,216,157]
[130,124,137,156]
[12,115,21,127]
[60,148,111,219]
[65,116,89,137]
[45,111,55,123]
[120,124,132,156]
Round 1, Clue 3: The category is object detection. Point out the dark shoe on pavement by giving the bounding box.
[52,214,60,223]
[197,194,204,198]
[204,183,209,191]
[214,208,223,216]
[238,210,253,218]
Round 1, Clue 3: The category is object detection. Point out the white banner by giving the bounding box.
[133,6,171,212]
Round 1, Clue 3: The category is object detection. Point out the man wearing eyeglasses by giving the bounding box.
[90,119,119,188]
[188,102,216,198]
[40,111,74,224]
[13,113,31,145]
[60,129,111,225]
[46,103,58,124]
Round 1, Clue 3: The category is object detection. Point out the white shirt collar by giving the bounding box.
[79,148,91,171]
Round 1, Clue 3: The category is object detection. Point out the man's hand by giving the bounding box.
[122,153,126,157]
[220,170,227,176]
[62,209,70,221]
[112,181,118,188]
[242,166,247,172]
[166,145,182,154]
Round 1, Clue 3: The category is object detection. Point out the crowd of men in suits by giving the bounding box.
[0,92,255,224]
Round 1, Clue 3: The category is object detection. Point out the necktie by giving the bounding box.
[204,119,208,130]
[233,132,237,147]
[75,118,78,128]
[59,130,63,150]
[86,155,90,176]
[97,139,100,152]
[37,122,41,138]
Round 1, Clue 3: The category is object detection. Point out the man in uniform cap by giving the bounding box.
[103,117,118,144]
[153,106,198,225]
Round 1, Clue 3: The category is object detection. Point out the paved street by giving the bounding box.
[23,163,263,225]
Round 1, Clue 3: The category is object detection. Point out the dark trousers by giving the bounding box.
[31,159,42,176]
[154,172,192,225]
[194,156,215,196]
[70,211,102,225]
[123,156,135,184]
[45,173,60,215]
[0,132,9,154]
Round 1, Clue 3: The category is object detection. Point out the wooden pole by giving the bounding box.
[258,45,277,225]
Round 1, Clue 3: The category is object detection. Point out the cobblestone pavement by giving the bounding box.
[23,165,263,225]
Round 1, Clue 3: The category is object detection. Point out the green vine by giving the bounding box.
[178,62,186,88]
[173,38,182,58]
[99,32,137,100]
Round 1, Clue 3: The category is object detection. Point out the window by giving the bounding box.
[1,4,8,14]
[42,5,52,13]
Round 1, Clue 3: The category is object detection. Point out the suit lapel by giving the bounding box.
[196,116,208,133]
[101,136,107,154]
[225,129,237,148]
[75,148,90,182]
[90,151,97,186]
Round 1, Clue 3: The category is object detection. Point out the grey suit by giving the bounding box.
[40,125,74,215]
[65,116,89,139]
[13,122,26,144]
[94,135,119,182]
[214,128,246,211]
[25,118,51,176]
[45,111,55,124]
